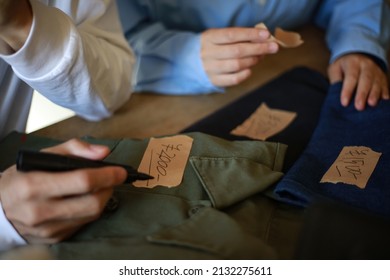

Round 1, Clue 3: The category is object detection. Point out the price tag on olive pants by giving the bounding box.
[133,135,193,188]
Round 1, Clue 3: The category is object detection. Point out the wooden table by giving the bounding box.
[33,25,331,140]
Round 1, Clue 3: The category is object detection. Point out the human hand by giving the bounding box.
[0,139,127,244]
[200,27,279,87]
[328,53,389,111]
[0,0,32,53]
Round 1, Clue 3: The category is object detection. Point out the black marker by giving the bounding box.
[16,149,153,184]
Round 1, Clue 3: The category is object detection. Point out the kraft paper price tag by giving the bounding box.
[133,135,193,188]
[231,103,297,141]
[255,22,304,48]
[320,146,382,189]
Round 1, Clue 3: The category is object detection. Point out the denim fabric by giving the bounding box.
[182,66,329,171]
[274,82,390,217]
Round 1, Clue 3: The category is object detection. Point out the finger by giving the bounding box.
[17,213,100,244]
[367,82,381,107]
[202,41,277,60]
[205,56,259,75]
[328,63,343,84]
[13,188,113,227]
[252,29,272,43]
[210,69,252,87]
[354,69,374,110]
[15,166,126,199]
[382,83,389,100]
[340,68,359,107]
[203,27,270,45]
[43,139,111,160]
[14,217,86,244]
[382,87,390,100]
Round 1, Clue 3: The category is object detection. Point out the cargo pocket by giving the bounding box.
[189,156,284,209]
[147,206,277,259]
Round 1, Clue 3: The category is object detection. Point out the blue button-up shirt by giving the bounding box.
[117,0,390,94]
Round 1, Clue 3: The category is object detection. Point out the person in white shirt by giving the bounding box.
[0,0,134,252]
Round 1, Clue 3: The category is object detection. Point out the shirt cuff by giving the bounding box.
[179,34,223,93]
[0,0,74,80]
[133,28,223,94]
[328,27,389,70]
[0,201,27,252]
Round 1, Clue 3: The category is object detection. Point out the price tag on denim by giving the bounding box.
[133,135,193,188]
[231,102,297,141]
[320,146,382,189]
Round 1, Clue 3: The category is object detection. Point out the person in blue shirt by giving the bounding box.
[117,0,390,111]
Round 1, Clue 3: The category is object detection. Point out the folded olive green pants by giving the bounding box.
[0,132,304,259]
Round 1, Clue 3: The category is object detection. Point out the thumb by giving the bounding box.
[42,139,110,160]
[328,62,344,84]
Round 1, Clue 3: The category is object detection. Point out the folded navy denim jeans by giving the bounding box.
[274,82,390,217]
[182,66,329,171]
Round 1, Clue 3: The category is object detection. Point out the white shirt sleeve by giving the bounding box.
[1,0,135,121]
[0,201,26,252]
